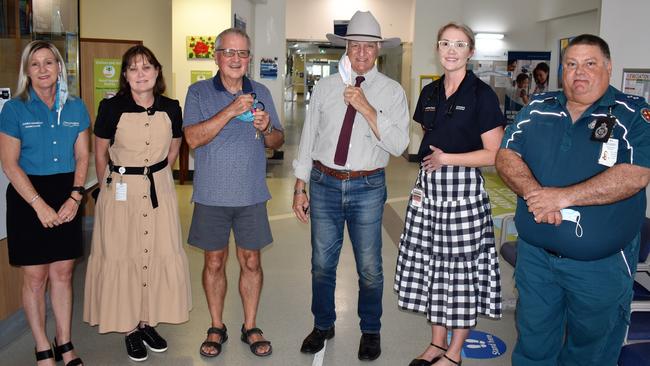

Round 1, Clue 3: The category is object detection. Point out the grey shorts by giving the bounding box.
[188,202,273,251]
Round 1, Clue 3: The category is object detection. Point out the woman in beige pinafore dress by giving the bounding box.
[83,45,191,362]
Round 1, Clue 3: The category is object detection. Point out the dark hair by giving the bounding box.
[564,34,611,61]
[533,62,549,75]
[516,73,529,84]
[118,45,165,96]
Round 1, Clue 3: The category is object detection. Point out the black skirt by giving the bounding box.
[6,172,82,266]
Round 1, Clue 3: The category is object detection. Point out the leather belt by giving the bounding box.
[313,160,383,180]
[109,159,168,209]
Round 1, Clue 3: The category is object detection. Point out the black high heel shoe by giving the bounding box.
[52,338,83,366]
[35,348,54,363]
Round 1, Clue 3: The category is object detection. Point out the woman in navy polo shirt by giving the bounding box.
[394,23,505,366]
[0,41,89,365]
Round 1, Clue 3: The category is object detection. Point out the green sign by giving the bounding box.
[191,70,213,84]
[93,58,121,114]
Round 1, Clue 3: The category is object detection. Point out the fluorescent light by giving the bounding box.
[476,33,504,40]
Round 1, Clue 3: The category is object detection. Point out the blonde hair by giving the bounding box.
[15,40,67,101]
[437,22,476,51]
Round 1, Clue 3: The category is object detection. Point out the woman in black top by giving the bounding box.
[395,23,504,366]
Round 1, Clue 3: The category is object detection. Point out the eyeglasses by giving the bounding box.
[216,48,251,58]
[437,40,469,50]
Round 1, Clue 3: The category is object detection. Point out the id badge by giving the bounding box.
[410,187,423,208]
[115,182,128,201]
[598,138,618,167]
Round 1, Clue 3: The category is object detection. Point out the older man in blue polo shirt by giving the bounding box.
[496,34,650,365]
[183,27,284,358]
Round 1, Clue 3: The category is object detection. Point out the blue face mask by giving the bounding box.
[55,68,68,125]
[237,93,265,122]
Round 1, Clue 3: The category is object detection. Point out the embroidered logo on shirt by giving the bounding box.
[455,105,466,111]
[22,121,43,128]
[641,108,650,123]
[424,106,436,112]
[62,121,80,127]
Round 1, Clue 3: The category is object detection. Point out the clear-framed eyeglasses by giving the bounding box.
[216,48,251,58]
[437,40,470,50]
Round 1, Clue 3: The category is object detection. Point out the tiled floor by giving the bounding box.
[0,99,518,365]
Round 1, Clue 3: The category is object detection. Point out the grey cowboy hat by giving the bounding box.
[326,11,401,48]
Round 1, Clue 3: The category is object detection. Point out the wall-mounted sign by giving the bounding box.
[93,58,121,114]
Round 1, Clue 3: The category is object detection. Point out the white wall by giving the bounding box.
[599,0,650,216]
[171,0,231,107]
[285,0,414,42]
[537,0,600,22]
[544,10,600,91]
[250,0,286,123]
[80,0,173,96]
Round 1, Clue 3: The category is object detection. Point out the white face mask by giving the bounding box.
[560,208,583,237]
[55,69,68,125]
[338,53,352,86]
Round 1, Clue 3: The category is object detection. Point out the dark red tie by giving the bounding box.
[334,76,365,166]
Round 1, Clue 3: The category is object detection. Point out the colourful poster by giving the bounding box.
[93,58,121,114]
[504,51,551,123]
[190,70,213,84]
[186,36,215,59]
[260,57,278,79]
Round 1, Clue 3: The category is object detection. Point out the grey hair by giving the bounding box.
[215,28,251,50]
[15,40,67,101]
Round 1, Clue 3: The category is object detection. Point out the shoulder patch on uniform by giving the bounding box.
[641,108,650,123]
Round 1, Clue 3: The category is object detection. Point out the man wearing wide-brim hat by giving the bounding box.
[292,10,410,361]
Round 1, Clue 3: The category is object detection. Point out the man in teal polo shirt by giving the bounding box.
[496,34,650,365]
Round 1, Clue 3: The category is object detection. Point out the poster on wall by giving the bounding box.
[186,36,215,59]
[504,51,551,123]
[558,37,574,89]
[622,69,650,103]
[191,70,213,84]
[0,88,10,113]
[93,58,121,115]
[260,57,278,79]
[234,13,246,31]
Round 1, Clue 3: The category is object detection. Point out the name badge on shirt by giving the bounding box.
[598,138,618,167]
[590,116,615,142]
[410,187,424,208]
[115,183,128,201]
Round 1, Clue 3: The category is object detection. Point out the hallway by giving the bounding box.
[0,99,517,366]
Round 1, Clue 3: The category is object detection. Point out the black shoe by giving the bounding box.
[125,331,148,362]
[300,326,335,354]
[139,324,168,352]
[358,333,381,361]
[52,338,83,366]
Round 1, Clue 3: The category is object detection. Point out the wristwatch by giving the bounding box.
[71,186,85,195]
[263,124,273,136]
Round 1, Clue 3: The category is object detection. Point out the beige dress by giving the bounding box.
[84,94,191,333]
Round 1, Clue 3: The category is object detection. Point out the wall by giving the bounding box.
[80,0,173,96]
[544,10,600,91]
[285,0,414,43]
[251,0,286,123]
[171,0,231,107]
[599,0,650,215]
[537,0,600,22]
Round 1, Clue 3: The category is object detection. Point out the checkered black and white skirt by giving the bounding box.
[394,165,502,328]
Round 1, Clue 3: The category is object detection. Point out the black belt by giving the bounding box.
[544,248,564,258]
[109,159,167,209]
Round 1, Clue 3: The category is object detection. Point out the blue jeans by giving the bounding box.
[512,236,639,366]
[309,167,387,333]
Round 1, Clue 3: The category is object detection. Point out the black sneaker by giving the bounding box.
[125,331,148,362]
[139,324,168,352]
